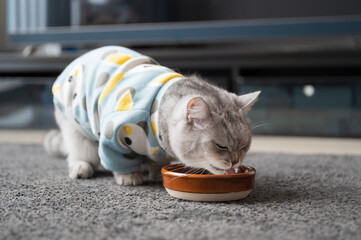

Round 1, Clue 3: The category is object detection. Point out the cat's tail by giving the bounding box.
[43,129,67,158]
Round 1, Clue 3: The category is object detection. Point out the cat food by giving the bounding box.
[225,168,239,174]
[161,164,256,202]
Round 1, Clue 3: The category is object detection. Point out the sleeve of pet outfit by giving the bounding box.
[98,110,150,174]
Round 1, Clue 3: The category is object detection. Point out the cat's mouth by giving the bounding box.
[209,164,238,175]
[225,168,237,174]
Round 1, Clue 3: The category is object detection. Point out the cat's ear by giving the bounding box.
[186,97,209,129]
[237,91,261,112]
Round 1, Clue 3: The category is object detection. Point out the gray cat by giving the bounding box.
[44,46,260,185]
[158,76,260,175]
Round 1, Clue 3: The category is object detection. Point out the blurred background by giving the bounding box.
[0,0,361,138]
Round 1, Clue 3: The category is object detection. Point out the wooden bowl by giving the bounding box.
[161,164,256,202]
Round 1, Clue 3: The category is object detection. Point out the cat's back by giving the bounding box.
[54,46,142,87]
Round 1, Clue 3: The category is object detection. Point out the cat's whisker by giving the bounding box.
[185,167,203,175]
[165,162,212,184]
[250,120,266,128]
[200,168,207,175]
[251,122,272,131]
[165,166,195,183]
[170,165,186,171]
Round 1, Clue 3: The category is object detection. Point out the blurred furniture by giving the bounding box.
[1,0,361,136]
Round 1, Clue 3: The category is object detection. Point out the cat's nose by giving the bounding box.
[231,153,240,164]
[231,158,238,164]
[230,159,239,168]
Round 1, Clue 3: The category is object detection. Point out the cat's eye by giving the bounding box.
[215,143,228,151]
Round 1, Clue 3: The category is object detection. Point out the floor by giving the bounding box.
[1,129,360,155]
[1,144,360,240]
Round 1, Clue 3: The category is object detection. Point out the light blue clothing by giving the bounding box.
[52,46,183,173]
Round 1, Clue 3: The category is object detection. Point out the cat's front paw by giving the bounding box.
[114,172,143,186]
[69,160,94,179]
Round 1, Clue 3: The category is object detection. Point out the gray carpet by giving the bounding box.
[0,144,360,240]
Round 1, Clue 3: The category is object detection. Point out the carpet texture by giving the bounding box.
[0,144,360,240]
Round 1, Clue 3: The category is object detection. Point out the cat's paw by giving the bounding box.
[69,160,94,179]
[114,172,143,186]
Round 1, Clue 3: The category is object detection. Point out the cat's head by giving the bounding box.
[168,90,260,174]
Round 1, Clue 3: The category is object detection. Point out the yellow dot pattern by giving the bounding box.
[122,125,132,136]
[153,72,183,85]
[98,73,124,104]
[105,54,131,65]
[52,85,61,95]
[151,121,156,135]
[116,91,132,111]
